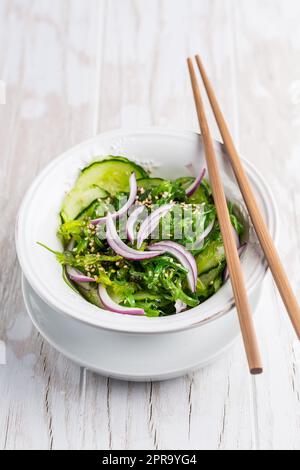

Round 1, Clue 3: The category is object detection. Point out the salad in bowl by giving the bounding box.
[40,155,245,317]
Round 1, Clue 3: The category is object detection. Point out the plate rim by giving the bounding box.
[22,275,244,381]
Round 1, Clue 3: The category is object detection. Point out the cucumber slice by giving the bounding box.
[60,157,148,221]
[175,176,193,188]
[76,200,104,221]
[76,159,148,195]
[62,266,79,293]
[61,185,108,222]
[176,176,211,204]
[101,155,132,163]
[75,283,102,308]
[103,156,149,176]
[196,240,225,274]
[62,266,101,306]
[137,177,166,190]
[196,266,224,298]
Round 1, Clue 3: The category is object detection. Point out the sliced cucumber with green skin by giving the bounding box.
[137,177,166,190]
[196,266,224,298]
[62,266,101,306]
[62,266,79,293]
[60,157,148,221]
[76,199,106,221]
[93,155,148,169]
[77,158,148,195]
[176,176,194,188]
[176,176,211,204]
[61,185,108,222]
[75,283,102,308]
[101,155,133,163]
[107,156,149,176]
[196,240,225,274]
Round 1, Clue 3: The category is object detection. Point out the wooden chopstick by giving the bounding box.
[195,54,300,340]
[187,58,263,375]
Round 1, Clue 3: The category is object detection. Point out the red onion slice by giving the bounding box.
[106,213,163,260]
[149,241,197,293]
[194,217,215,249]
[185,163,195,175]
[90,172,137,225]
[194,221,239,250]
[136,204,173,249]
[66,265,95,283]
[186,168,206,197]
[126,205,146,243]
[175,299,187,313]
[98,285,145,316]
[223,243,247,282]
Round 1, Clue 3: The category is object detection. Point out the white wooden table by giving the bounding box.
[1,0,300,450]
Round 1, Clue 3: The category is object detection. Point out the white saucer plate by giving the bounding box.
[22,275,263,381]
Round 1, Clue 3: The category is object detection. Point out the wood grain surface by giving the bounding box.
[0,0,300,450]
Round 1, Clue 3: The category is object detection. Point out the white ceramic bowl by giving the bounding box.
[16,129,278,337]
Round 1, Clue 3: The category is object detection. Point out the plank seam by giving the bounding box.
[226,0,259,450]
[93,0,108,136]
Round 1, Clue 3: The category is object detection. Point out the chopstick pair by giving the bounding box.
[187,55,300,375]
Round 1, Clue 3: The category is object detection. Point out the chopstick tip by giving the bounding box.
[195,54,202,66]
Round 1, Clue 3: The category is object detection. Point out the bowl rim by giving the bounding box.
[16,127,279,334]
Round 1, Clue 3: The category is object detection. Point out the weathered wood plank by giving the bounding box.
[232,0,300,450]
[0,0,103,450]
